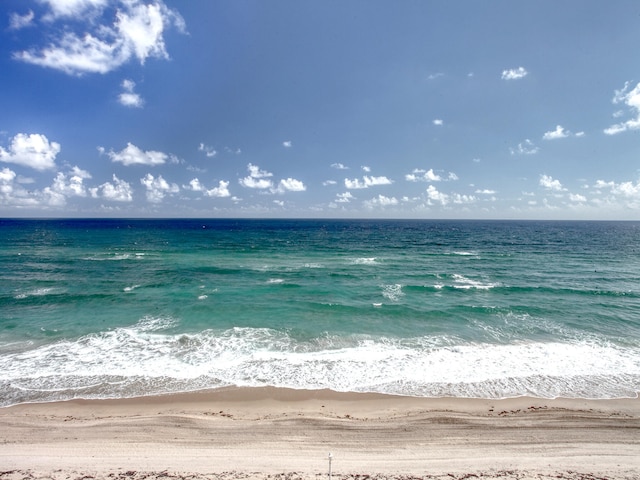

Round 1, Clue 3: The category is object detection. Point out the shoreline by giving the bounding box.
[1,386,639,479]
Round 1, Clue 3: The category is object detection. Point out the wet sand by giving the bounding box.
[1,387,639,479]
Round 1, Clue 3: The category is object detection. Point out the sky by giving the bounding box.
[1,1,640,219]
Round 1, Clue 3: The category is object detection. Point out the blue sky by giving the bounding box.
[1,0,640,219]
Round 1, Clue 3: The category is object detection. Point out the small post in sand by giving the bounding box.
[328,452,333,480]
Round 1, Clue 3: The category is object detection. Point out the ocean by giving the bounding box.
[1,218,639,406]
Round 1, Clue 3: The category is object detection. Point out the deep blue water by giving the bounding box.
[1,219,639,405]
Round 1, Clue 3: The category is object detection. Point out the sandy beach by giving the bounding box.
[1,387,638,480]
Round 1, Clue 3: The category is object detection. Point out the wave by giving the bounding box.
[1,320,638,406]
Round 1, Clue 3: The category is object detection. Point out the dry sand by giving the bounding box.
[1,387,639,480]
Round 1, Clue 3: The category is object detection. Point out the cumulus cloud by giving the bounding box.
[501,67,528,80]
[426,185,449,206]
[510,139,539,155]
[50,166,92,197]
[595,179,640,198]
[405,168,457,182]
[140,173,178,202]
[118,79,143,107]
[13,0,186,75]
[107,142,168,166]
[90,174,133,201]
[0,167,38,207]
[344,175,392,189]
[206,180,231,198]
[0,133,60,171]
[604,81,640,135]
[239,163,273,189]
[275,178,306,194]
[185,178,204,192]
[539,174,565,191]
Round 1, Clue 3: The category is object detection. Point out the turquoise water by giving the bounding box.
[1,219,639,405]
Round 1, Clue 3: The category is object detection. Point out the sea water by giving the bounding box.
[1,218,639,406]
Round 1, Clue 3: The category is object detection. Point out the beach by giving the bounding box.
[1,387,639,480]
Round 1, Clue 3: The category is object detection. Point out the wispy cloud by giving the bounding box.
[9,10,35,30]
[604,81,640,135]
[331,163,348,170]
[198,143,217,158]
[13,0,186,75]
[510,139,539,155]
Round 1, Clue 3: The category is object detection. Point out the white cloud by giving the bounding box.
[198,143,217,158]
[108,142,168,166]
[501,67,528,80]
[361,165,371,173]
[118,79,143,108]
[364,194,398,208]
[206,180,231,198]
[90,174,133,201]
[426,185,449,206]
[50,166,92,198]
[283,141,292,148]
[331,163,348,170]
[9,10,35,30]
[240,176,272,189]
[539,174,565,191]
[405,168,457,183]
[604,81,640,135]
[140,173,178,203]
[543,125,570,140]
[510,139,539,155]
[595,179,640,198]
[569,193,587,203]
[14,1,186,75]
[451,193,476,204]
[275,178,306,194]
[38,0,109,18]
[335,192,354,203]
[0,133,60,171]
[433,119,443,126]
[239,163,273,189]
[322,180,337,186]
[476,189,497,195]
[0,167,31,207]
[344,175,393,189]
[185,178,204,192]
